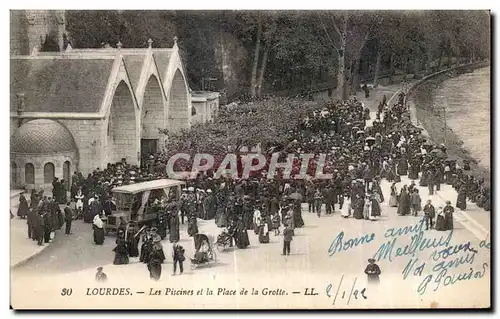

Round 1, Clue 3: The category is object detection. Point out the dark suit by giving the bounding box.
[283,227,293,255]
[64,206,73,234]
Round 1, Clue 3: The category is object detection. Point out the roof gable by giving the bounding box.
[11,58,115,113]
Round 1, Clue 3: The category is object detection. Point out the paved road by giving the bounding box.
[11,86,490,309]
[11,175,491,309]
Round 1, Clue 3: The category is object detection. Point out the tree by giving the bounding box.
[316,10,381,100]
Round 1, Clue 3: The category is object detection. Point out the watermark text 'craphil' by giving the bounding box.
[165,153,334,180]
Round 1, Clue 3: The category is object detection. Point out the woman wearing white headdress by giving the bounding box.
[363,197,371,220]
[93,215,105,245]
[253,207,262,235]
[75,187,84,213]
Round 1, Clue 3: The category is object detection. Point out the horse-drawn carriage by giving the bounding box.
[104,179,185,235]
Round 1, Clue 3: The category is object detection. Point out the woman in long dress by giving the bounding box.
[17,194,29,218]
[456,186,467,210]
[353,195,364,220]
[369,195,381,221]
[435,208,446,231]
[397,186,411,216]
[363,197,371,220]
[187,215,199,237]
[443,202,455,230]
[292,199,304,228]
[258,220,270,244]
[75,188,84,216]
[113,231,129,265]
[169,212,180,243]
[253,208,262,235]
[419,168,429,187]
[236,219,250,249]
[126,222,140,258]
[92,215,105,245]
[147,238,164,281]
[389,183,398,207]
[397,157,408,176]
[372,179,384,203]
[140,231,153,263]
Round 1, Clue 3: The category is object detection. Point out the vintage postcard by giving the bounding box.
[9,10,491,310]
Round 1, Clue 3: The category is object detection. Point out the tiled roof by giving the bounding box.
[10,58,115,113]
[153,51,172,80]
[11,119,77,154]
[123,55,146,92]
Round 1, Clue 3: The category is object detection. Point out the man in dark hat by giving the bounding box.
[423,199,436,230]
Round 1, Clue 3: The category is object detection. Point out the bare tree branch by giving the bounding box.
[330,14,342,38]
[317,12,339,51]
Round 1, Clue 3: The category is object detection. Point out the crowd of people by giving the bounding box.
[14,84,490,280]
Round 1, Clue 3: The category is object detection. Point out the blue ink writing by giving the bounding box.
[417,263,488,295]
[385,218,425,238]
[329,231,375,257]
[373,230,453,262]
[479,239,491,249]
[402,257,426,280]
[431,242,478,260]
[432,252,475,273]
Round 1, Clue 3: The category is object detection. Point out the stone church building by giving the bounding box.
[10,10,219,191]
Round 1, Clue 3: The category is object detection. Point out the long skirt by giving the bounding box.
[435,215,446,231]
[353,205,364,220]
[293,210,304,228]
[408,167,419,180]
[148,260,162,281]
[397,167,407,176]
[419,172,428,187]
[389,195,398,207]
[259,231,270,244]
[113,252,129,265]
[456,193,467,210]
[169,224,180,243]
[236,230,250,249]
[128,237,140,257]
[94,227,105,245]
[444,213,454,230]
[140,244,151,263]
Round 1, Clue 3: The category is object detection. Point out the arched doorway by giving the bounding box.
[108,81,138,165]
[63,161,71,189]
[141,75,165,162]
[44,162,55,184]
[25,163,34,184]
[11,162,17,186]
[168,69,189,132]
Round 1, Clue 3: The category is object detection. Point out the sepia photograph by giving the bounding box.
[8,9,491,310]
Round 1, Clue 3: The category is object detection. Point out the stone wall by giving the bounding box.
[58,118,103,175]
[11,150,77,193]
[10,10,65,56]
[142,77,166,144]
